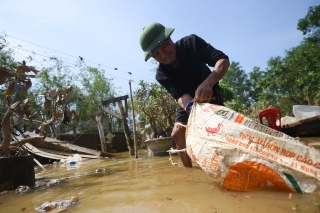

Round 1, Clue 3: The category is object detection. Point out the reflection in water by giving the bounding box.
[0,139,319,213]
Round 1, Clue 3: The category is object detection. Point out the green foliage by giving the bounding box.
[246,67,265,104]
[257,40,320,116]
[221,6,320,117]
[219,83,234,102]
[0,36,17,69]
[226,6,320,117]
[76,64,121,132]
[105,132,115,143]
[32,58,122,134]
[34,59,70,90]
[0,36,15,69]
[221,62,247,100]
[29,57,78,134]
[0,35,19,120]
[255,57,282,106]
[0,42,121,136]
[134,80,176,138]
[297,5,320,36]
[220,62,252,113]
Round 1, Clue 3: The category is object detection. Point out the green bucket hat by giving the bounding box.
[139,22,174,61]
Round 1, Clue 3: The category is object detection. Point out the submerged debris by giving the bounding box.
[95,168,107,173]
[34,177,69,191]
[15,185,30,194]
[35,176,46,181]
[35,196,78,213]
[46,179,63,187]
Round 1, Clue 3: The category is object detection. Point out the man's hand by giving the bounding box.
[178,94,193,111]
[193,58,230,103]
[193,83,213,103]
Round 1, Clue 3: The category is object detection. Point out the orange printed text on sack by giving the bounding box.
[210,153,219,170]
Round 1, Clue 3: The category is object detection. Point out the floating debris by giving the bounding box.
[95,168,107,173]
[34,177,70,191]
[46,179,63,187]
[35,176,46,181]
[35,196,78,213]
[15,186,30,194]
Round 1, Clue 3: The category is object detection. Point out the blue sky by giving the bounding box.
[0,0,318,95]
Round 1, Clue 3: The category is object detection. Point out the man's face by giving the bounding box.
[152,38,176,65]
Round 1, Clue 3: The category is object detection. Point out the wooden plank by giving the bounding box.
[36,147,99,159]
[281,115,320,137]
[102,95,128,106]
[118,101,134,155]
[23,131,64,143]
[23,143,68,160]
[29,140,73,153]
[52,142,101,156]
[24,143,99,160]
[282,115,320,128]
[22,131,101,156]
[102,108,122,120]
[96,114,107,152]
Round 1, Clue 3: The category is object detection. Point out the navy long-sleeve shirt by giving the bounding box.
[155,34,229,122]
[156,34,229,102]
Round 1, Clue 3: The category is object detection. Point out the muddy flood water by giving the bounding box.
[1,137,320,213]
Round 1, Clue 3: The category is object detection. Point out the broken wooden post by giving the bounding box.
[50,123,57,138]
[117,101,134,155]
[102,95,134,155]
[95,112,107,152]
[129,80,138,158]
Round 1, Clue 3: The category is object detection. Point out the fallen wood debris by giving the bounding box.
[17,131,115,161]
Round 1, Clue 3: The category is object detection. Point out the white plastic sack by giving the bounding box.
[281,116,297,125]
[293,105,320,120]
[186,103,320,193]
[60,154,82,164]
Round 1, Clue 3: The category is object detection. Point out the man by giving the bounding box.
[139,22,230,167]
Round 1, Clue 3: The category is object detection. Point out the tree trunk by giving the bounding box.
[0,109,13,155]
[1,90,22,155]
[149,118,158,138]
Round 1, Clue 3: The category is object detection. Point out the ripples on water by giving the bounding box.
[0,138,319,213]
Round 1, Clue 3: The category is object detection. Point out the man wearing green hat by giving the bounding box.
[139,22,230,167]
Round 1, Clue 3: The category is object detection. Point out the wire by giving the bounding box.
[8,45,132,82]
[1,32,155,82]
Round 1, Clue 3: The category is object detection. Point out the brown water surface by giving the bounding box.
[0,137,320,213]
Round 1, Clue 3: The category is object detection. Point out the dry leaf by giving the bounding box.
[5,82,16,96]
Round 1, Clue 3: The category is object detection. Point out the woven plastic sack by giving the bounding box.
[186,103,320,193]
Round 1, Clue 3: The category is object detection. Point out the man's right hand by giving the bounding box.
[193,83,213,103]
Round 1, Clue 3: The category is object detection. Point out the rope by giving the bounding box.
[167,148,186,166]
[167,123,187,166]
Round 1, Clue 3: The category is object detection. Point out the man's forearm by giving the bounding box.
[204,58,230,87]
[178,58,229,108]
